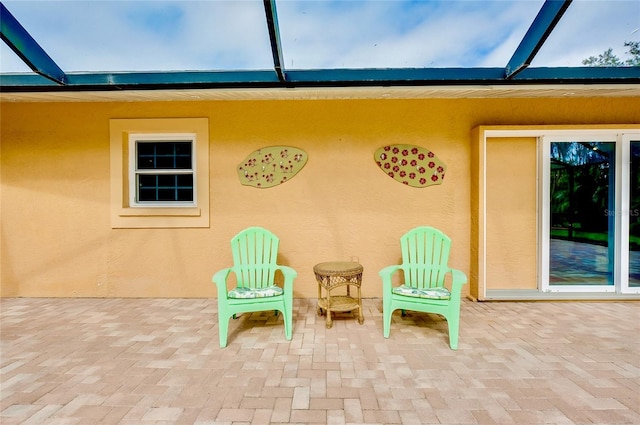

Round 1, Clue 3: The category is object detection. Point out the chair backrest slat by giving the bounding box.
[231,227,279,289]
[400,226,451,289]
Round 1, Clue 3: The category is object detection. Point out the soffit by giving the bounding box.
[1,84,639,103]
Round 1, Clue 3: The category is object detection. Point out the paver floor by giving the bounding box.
[1,298,639,424]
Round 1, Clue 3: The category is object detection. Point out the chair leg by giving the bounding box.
[218,315,229,348]
[284,294,293,341]
[283,309,292,340]
[383,306,393,338]
[447,316,459,350]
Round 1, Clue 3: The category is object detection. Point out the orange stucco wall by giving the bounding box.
[1,97,639,298]
[486,137,537,290]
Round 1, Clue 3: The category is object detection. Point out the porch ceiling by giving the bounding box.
[2,84,640,103]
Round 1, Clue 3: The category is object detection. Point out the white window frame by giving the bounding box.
[128,133,197,208]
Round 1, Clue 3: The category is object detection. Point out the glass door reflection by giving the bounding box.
[630,141,640,287]
[549,141,615,286]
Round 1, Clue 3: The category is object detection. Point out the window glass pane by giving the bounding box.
[549,141,615,286]
[631,141,640,287]
[157,188,177,202]
[137,174,193,202]
[157,174,176,187]
[177,174,194,201]
[137,141,192,170]
[138,174,158,202]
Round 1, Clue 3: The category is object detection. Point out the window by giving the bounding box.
[110,118,209,228]
[130,135,195,206]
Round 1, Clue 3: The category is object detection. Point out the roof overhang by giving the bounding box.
[2,65,640,90]
[2,83,639,103]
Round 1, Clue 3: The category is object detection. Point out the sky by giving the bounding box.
[1,0,639,74]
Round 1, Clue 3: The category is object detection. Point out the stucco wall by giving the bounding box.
[486,137,537,290]
[1,97,638,298]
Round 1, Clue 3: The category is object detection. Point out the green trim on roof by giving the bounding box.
[1,67,638,92]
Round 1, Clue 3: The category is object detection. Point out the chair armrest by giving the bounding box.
[276,265,297,293]
[212,268,232,299]
[449,268,468,298]
[379,265,402,293]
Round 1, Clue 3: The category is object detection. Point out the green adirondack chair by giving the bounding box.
[213,227,297,348]
[380,226,467,350]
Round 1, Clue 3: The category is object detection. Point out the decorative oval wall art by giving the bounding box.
[238,146,308,188]
[374,144,446,188]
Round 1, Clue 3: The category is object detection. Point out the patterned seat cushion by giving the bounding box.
[228,285,283,299]
[392,285,451,300]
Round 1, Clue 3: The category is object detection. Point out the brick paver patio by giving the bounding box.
[1,298,638,424]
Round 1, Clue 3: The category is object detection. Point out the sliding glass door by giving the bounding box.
[547,140,615,290]
[542,133,640,294]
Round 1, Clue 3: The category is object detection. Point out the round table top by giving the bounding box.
[313,261,363,275]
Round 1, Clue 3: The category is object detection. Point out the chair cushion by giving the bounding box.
[392,285,451,300]
[228,285,284,299]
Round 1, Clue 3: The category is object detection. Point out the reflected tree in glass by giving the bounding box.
[549,141,614,285]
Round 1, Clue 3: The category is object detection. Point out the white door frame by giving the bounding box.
[478,127,640,299]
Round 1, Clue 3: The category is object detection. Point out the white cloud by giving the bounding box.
[2,0,273,72]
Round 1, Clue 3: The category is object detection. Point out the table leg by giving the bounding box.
[317,281,323,316]
[357,285,364,325]
[326,287,333,329]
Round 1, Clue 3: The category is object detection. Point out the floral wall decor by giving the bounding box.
[374,144,446,188]
[238,146,308,188]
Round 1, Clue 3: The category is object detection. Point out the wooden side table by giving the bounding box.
[313,261,364,329]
